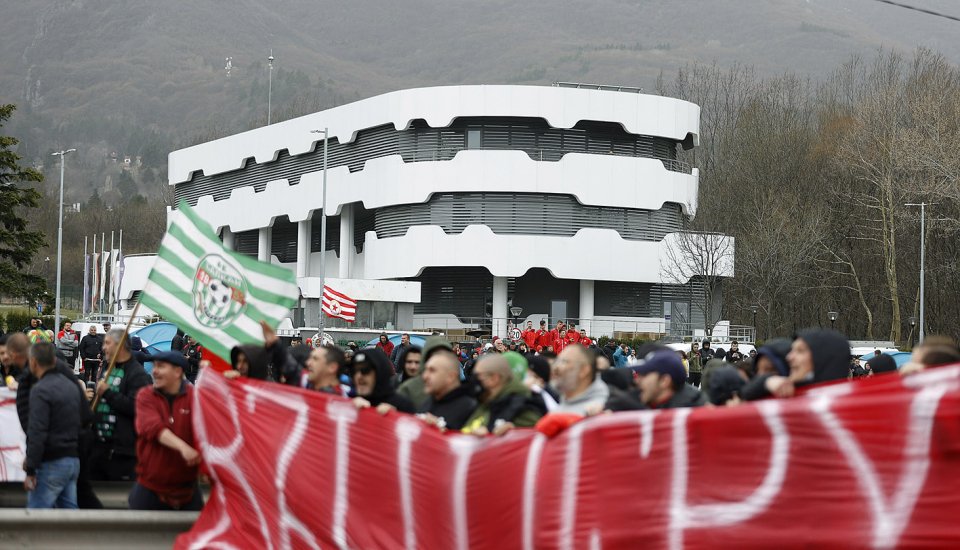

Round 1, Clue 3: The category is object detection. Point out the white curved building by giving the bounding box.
[168,84,733,337]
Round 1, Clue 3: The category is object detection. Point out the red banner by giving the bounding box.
[177,366,960,549]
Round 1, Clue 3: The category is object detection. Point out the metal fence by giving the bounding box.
[410,316,756,344]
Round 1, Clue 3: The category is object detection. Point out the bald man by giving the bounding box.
[551,344,609,415]
[418,349,476,431]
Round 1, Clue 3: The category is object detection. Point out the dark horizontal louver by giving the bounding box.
[175,117,688,207]
[373,193,684,242]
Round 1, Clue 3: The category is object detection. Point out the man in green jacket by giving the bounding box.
[461,354,544,435]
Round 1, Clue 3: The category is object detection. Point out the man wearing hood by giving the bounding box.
[462,354,544,435]
[418,348,477,431]
[351,348,415,413]
[753,338,791,377]
[225,322,295,383]
[394,346,422,388]
[742,329,850,400]
[698,340,713,364]
[397,337,454,409]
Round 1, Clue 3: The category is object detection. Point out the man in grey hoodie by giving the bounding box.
[551,344,609,415]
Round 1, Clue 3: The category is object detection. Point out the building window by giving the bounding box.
[467,129,482,150]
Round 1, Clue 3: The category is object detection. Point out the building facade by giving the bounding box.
[168,84,733,338]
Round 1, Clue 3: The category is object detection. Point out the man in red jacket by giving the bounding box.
[565,323,581,345]
[521,321,538,350]
[535,320,552,351]
[551,321,568,354]
[129,351,203,511]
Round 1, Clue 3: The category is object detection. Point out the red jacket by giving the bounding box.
[566,329,581,345]
[377,341,394,357]
[521,328,538,349]
[135,382,199,497]
[535,329,552,349]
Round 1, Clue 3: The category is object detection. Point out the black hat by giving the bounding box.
[152,350,188,370]
[527,355,551,383]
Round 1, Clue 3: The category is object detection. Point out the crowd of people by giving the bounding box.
[5,315,960,513]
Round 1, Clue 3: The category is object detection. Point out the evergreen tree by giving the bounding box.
[0,104,48,299]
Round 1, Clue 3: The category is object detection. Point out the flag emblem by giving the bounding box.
[140,201,298,362]
[193,254,248,328]
[322,285,357,322]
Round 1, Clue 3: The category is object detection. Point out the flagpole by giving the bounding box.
[82,236,88,316]
[109,231,115,321]
[315,127,329,339]
[92,233,97,314]
[100,232,105,314]
[90,300,142,411]
[116,229,123,319]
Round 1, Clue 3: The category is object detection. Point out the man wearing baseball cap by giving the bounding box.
[634,350,706,409]
[129,351,203,511]
[614,350,706,410]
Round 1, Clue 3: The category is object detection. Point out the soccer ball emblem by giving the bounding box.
[193,254,248,328]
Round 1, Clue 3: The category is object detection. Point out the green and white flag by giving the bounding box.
[140,201,298,361]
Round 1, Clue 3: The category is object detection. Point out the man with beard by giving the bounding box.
[418,349,476,431]
[551,344,608,415]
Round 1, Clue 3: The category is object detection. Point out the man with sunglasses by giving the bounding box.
[351,349,415,414]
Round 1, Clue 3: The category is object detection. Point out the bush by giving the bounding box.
[1,310,64,333]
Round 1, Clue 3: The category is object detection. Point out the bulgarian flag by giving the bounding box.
[140,201,298,371]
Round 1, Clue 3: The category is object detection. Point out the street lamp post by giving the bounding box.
[310,129,329,336]
[267,50,275,125]
[828,310,838,330]
[509,306,523,329]
[751,305,758,341]
[51,148,76,334]
[909,316,917,349]
[905,202,929,344]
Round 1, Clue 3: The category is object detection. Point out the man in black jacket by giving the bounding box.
[78,325,103,383]
[23,342,82,509]
[90,328,151,481]
[418,349,477,431]
[606,350,706,411]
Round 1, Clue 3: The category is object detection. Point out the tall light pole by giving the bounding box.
[905,202,930,344]
[51,148,76,333]
[267,50,275,125]
[310,129,329,336]
[751,305,758,341]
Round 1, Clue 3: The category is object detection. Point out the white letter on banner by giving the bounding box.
[639,410,659,459]
[670,401,789,550]
[190,375,273,550]
[396,419,422,550]
[558,421,586,550]
[522,433,547,550]
[810,380,952,549]
[244,385,318,550]
[450,437,479,550]
[328,401,359,550]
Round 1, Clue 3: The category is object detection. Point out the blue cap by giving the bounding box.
[629,350,686,388]
[152,350,188,370]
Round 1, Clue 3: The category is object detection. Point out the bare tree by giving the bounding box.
[661,231,735,334]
